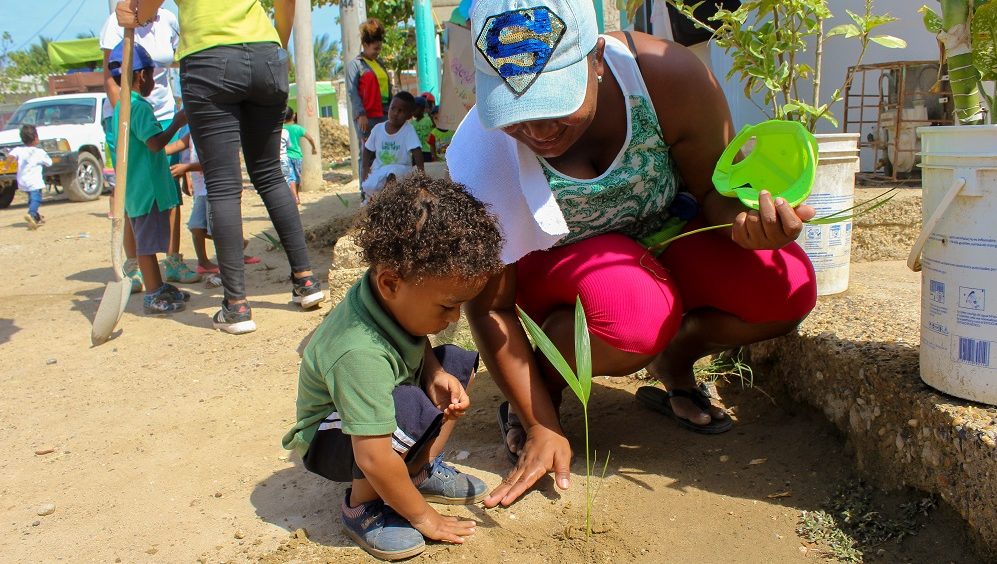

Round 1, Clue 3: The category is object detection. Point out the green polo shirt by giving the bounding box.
[281,272,428,457]
[109,92,179,217]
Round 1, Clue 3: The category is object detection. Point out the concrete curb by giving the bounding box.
[751,262,997,555]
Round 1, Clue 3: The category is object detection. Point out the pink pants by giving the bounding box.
[515,230,817,355]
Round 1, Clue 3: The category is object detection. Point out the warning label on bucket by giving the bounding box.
[959,287,986,310]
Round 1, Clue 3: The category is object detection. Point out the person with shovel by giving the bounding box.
[107,41,190,315]
[116,0,324,335]
[447,0,819,507]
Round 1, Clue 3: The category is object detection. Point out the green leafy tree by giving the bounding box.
[0,33,57,102]
[314,33,342,79]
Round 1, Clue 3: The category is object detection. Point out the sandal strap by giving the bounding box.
[666,384,713,411]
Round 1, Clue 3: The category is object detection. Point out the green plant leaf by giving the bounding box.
[972,1,997,81]
[573,297,592,405]
[919,4,943,34]
[870,35,908,48]
[827,24,861,38]
[517,306,585,404]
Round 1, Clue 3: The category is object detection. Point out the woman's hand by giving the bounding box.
[356,115,369,137]
[115,1,140,28]
[731,190,816,250]
[483,425,572,508]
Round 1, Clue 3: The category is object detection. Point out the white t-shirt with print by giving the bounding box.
[280,128,291,166]
[364,122,421,170]
[99,9,180,121]
[185,141,207,197]
[9,146,52,191]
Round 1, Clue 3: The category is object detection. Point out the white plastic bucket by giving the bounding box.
[796,133,859,296]
[909,125,997,405]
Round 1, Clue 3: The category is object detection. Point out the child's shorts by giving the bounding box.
[289,158,302,183]
[361,164,415,198]
[187,195,211,234]
[129,202,172,256]
[302,344,479,482]
[282,159,298,185]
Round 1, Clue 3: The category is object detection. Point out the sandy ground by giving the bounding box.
[0,184,986,563]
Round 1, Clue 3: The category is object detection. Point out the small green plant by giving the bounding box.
[627,0,907,132]
[919,1,997,124]
[254,231,283,252]
[648,188,899,253]
[797,482,937,562]
[517,297,609,537]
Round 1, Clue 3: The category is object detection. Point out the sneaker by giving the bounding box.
[164,254,202,284]
[143,288,186,315]
[291,274,325,309]
[159,283,191,303]
[415,453,488,505]
[212,300,256,334]
[340,490,425,561]
[24,214,38,230]
[204,274,223,288]
[124,259,144,294]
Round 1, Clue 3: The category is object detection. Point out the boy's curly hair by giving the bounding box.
[354,173,504,280]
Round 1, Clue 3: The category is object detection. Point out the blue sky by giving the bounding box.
[5,0,342,52]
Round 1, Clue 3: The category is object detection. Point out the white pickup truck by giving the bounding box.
[0,93,109,208]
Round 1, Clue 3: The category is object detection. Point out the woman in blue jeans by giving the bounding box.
[117,0,325,334]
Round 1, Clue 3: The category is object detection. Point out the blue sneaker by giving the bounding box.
[416,454,488,505]
[341,490,425,561]
[143,288,186,315]
[159,283,191,303]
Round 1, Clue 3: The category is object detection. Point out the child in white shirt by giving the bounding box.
[5,125,52,229]
[360,91,424,200]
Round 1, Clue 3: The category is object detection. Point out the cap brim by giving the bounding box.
[475,57,589,130]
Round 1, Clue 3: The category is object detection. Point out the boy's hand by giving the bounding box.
[172,110,188,129]
[170,163,189,179]
[426,373,469,419]
[410,509,476,544]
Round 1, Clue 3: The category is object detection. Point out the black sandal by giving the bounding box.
[496,401,524,464]
[635,383,734,435]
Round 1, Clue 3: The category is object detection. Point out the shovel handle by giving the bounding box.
[111,28,134,281]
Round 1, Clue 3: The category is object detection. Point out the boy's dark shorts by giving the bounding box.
[302,344,478,482]
[129,202,172,256]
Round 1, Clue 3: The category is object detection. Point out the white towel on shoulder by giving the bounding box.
[446,106,569,265]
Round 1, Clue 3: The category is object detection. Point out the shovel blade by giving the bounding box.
[91,280,132,345]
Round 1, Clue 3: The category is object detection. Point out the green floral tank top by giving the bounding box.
[541,95,679,246]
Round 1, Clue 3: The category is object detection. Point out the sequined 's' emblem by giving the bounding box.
[475,7,566,95]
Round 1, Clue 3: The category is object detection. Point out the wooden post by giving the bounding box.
[293,0,324,191]
[340,0,367,179]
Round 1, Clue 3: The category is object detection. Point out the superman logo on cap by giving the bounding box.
[475,7,566,96]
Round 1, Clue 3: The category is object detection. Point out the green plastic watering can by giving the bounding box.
[712,120,818,210]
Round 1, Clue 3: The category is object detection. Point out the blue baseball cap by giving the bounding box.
[107,40,155,79]
[471,0,598,130]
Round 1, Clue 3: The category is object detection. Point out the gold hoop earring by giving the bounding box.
[597,75,603,84]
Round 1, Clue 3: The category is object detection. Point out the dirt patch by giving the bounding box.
[0,186,984,563]
[319,118,351,163]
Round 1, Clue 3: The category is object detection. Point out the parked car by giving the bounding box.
[0,93,108,208]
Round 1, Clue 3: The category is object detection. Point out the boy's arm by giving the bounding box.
[145,110,187,153]
[39,151,53,167]
[422,342,470,419]
[164,133,190,156]
[411,148,424,172]
[303,132,318,154]
[361,148,374,183]
[352,436,475,544]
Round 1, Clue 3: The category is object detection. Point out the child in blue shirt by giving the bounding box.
[108,41,190,314]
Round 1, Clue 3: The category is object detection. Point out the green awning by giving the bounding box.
[47,38,103,69]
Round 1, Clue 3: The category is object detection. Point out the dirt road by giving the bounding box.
[0,185,984,563]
